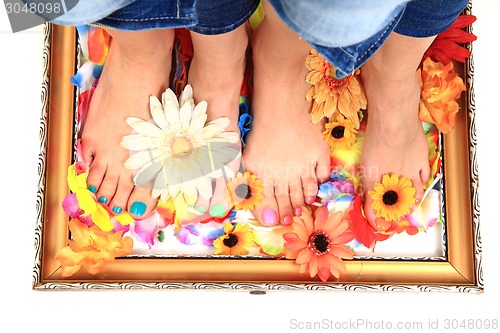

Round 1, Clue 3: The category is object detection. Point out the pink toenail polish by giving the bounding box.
[283,216,293,225]
[261,208,278,226]
[306,196,316,205]
[294,208,302,216]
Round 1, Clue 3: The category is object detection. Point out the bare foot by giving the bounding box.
[360,52,430,229]
[81,28,174,219]
[187,26,248,218]
[244,2,330,226]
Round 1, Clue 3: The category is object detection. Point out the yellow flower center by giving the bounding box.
[382,190,399,206]
[170,135,194,159]
[308,231,331,256]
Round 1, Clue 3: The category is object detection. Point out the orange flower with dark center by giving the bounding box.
[306,49,366,127]
[418,58,466,134]
[283,206,354,282]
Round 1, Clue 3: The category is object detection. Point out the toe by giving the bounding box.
[316,155,331,183]
[274,180,294,224]
[301,174,319,205]
[127,186,158,219]
[95,167,120,206]
[289,179,306,213]
[253,178,279,226]
[412,176,425,205]
[80,140,94,167]
[194,192,211,215]
[86,158,106,193]
[208,177,232,218]
[363,195,378,229]
[109,172,134,215]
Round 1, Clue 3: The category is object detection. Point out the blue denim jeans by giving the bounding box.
[268,0,470,78]
[52,0,260,34]
[52,0,469,76]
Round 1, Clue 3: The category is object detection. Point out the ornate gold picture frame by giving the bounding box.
[33,4,482,292]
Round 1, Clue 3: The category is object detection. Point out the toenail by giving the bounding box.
[306,196,316,205]
[88,185,97,193]
[112,206,123,214]
[197,205,207,213]
[283,216,293,225]
[210,204,226,217]
[294,208,302,216]
[130,201,147,216]
[98,196,108,204]
[374,217,391,231]
[261,208,278,226]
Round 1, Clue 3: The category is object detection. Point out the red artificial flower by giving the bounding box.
[424,14,477,65]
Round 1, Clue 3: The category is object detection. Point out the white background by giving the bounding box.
[0,2,498,332]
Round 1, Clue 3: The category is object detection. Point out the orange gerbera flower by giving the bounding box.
[369,174,416,222]
[55,219,133,277]
[283,206,354,282]
[418,57,466,134]
[306,49,366,127]
[227,172,264,211]
[323,114,358,151]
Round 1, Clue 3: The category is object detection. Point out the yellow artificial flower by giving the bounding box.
[369,174,416,221]
[67,164,134,231]
[323,114,358,151]
[213,223,255,255]
[306,49,367,127]
[227,172,264,211]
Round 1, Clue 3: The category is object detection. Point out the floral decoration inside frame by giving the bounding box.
[56,8,476,282]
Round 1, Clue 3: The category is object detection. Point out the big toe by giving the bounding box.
[253,179,279,227]
[363,195,391,231]
[127,186,158,219]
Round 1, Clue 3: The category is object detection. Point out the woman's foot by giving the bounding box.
[359,32,435,229]
[188,26,248,218]
[81,28,175,219]
[244,1,331,226]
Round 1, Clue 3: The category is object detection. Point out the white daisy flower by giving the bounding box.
[121,84,240,203]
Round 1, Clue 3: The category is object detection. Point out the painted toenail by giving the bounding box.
[283,216,293,225]
[112,206,123,214]
[294,208,302,216]
[88,185,97,193]
[210,204,226,217]
[261,208,278,226]
[98,196,108,204]
[130,201,147,216]
[374,217,391,231]
[306,196,316,205]
[197,205,207,213]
